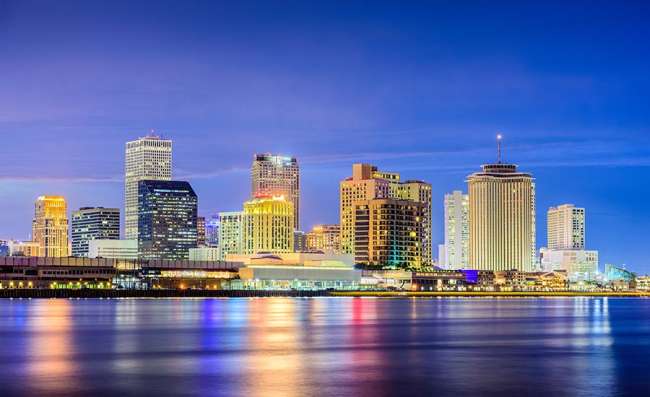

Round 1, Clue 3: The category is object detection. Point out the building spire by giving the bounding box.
[496,133,503,164]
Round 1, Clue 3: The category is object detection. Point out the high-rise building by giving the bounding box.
[339,163,432,267]
[353,198,424,269]
[124,134,172,240]
[205,214,220,247]
[294,230,307,252]
[242,196,294,255]
[137,180,197,260]
[467,137,536,271]
[251,154,300,230]
[88,239,138,260]
[197,216,207,247]
[217,212,242,260]
[443,191,469,269]
[306,224,341,253]
[32,196,69,257]
[547,204,585,250]
[71,207,120,257]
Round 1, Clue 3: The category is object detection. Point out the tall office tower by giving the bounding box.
[137,180,197,260]
[217,212,242,260]
[124,134,172,240]
[196,216,207,247]
[353,198,424,269]
[306,224,341,253]
[251,154,300,230]
[205,215,220,247]
[71,207,120,257]
[443,191,469,269]
[547,204,585,250]
[32,196,69,257]
[293,230,307,252]
[467,136,536,271]
[242,196,294,255]
[339,163,432,266]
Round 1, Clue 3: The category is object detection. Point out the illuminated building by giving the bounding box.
[71,207,120,257]
[339,163,432,266]
[0,240,9,257]
[124,134,172,240]
[7,240,40,257]
[306,224,340,253]
[539,248,598,281]
[467,136,536,271]
[636,276,650,291]
[32,196,69,257]
[294,230,307,252]
[218,211,243,260]
[197,216,206,246]
[205,214,220,247]
[189,247,220,261]
[88,239,138,259]
[251,154,300,230]
[242,196,294,255]
[443,191,469,269]
[547,204,585,250]
[137,180,197,260]
[353,198,425,269]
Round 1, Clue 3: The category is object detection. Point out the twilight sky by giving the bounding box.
[1,1,649,271]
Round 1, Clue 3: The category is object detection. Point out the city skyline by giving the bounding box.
[1,2,650,270]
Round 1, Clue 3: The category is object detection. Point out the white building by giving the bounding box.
[189,247,220,261]
[540,248,598,281]
[218,211,243,260]
[547,204,585,250]
[124,134,172,240]
[443,191,469,269]
[88,239,138,260]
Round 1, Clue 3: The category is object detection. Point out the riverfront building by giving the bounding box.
[539,248,598,281]
[71,207,120,257]
[196,216,206,247]
[217,212,243,260]
[137,180,198,260]
[339,163,432,267]
[32,196,69,257]
[547,204,585,250]
[125,134,172,240]
[306,224,341,253]
[467,140,536,271]
[251,154,300,230]
[242,196,294,255]
[443,191,469,269]
[88,239,138,260]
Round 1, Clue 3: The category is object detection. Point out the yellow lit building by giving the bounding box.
[32,196,69,257]
[467,162,536,271]
[242,196,294,255]
[339,164,432,266]
[305,224,341,253]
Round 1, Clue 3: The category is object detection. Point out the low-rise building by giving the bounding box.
[88,239,138,260]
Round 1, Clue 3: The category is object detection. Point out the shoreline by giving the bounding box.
[0,289,648,299]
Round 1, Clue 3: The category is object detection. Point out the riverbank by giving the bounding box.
[330,291,650,297]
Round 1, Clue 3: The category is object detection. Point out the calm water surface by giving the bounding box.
[0,297,649,396]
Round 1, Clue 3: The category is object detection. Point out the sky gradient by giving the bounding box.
[1,1,649,271]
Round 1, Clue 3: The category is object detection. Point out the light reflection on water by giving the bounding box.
[0,297,649,396]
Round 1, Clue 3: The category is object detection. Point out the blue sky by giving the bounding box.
[1,1,649,271]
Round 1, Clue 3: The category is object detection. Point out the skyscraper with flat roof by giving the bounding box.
[71,207,120,257]
[443,191,469,269]
[32,196,69,257]
[251,154,300,230]
[242,196,294,255]
[547,204,585,250]
[125,134,172,240]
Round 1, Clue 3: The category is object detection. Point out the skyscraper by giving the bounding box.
[443,191,469,269]
[197,216,206,247]
[547,204,585,250]
[251,154,300,230]
[32,196,69,257]
[71,207,120,257]
[242,196,294,255]
[217,211,242,260]
[339,163,432,267]
[467,136,536,271]
[124,134,172,240]
[137,180,197,260]
[205,214,220,247]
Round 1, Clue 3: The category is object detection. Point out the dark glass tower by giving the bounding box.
[71,207,120,257]
[137,180,198,260]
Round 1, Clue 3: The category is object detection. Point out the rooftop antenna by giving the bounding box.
[496,133,503,164]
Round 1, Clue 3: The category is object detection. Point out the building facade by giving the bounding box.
[137,180,197,260]
[467,163,536,271]
[124,134,172,240]
[71,207,120,257]
[251,154,300,230]
[242,196,294,255]
[539,248,598,281]
[217,211,243,260]
[547,204,585,250]
[306,224,341,253]
[205,215,220,247]
[353,198,424,269]
[197,216,206,247]
[443,191,469,269]
[32,196,69,257]
[88,239,138,259]
[339,163,432,267]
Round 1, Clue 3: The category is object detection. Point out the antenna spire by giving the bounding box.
[496,133,503,163]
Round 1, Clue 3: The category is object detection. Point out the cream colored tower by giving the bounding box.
[32,196,69,257]
[242,196,294,254]
[547,204,585,250]
[444,191,469,269]
[124,134,172,240]
[467,140,536,271]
